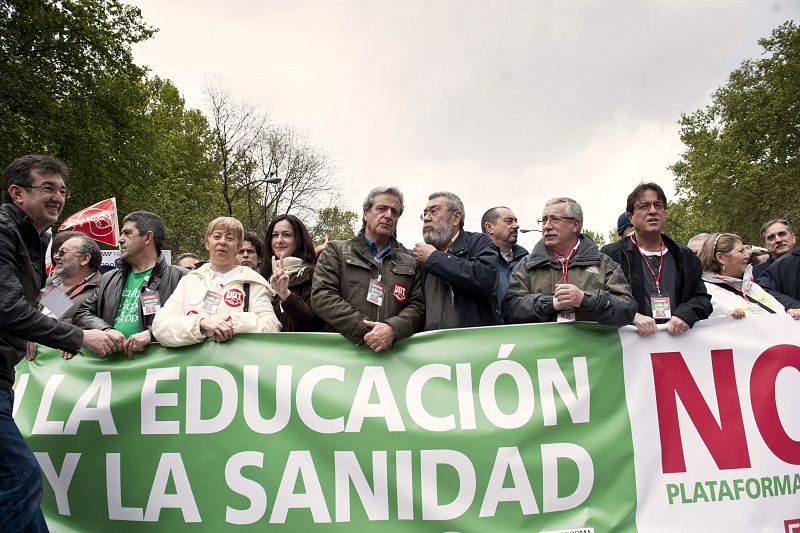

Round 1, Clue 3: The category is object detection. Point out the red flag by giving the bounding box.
[59,198,119,246]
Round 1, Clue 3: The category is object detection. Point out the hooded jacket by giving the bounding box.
[502,235,636,326]
[152,263,281,347]
[0,203,83,388]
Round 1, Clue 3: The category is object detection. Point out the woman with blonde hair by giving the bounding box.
[153,216,281,346]
[697,232,792,319]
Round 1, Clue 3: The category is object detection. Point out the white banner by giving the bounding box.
[621,314,800,532]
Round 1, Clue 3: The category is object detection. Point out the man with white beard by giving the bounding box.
[412,191,501,330]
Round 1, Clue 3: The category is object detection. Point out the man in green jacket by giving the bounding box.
[502,197,636,326]
[312,186,424,351]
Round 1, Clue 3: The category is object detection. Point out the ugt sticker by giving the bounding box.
[224,288,245,307]
[392,283,407,303]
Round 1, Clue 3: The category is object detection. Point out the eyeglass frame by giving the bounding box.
[20,184,71,199]
[537,215,578,225]
[633,201,666,212]
[420,207,457,221]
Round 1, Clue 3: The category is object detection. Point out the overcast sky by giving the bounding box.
[130,0,797,249]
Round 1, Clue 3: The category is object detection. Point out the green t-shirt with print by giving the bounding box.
[112,268,153,338]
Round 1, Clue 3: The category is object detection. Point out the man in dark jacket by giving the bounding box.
[759,247,800,318]
[413,191,501,329]
[74,211,186,358]
[601,182,711,335]
[1,155,115,532]
[503,197,636,326]
[481,206,528,307]
[312,186,424,350]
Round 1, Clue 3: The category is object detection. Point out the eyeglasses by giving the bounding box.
[21,184,70,199]
[538,215,577,225]
[634,201,666,212]
[420,207,456,221]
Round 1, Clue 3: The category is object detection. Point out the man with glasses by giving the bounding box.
[312,186,424,351]
[412,191,501,329]
[601,183,710,336]
[1,154,116,531]
[503,197,636,326]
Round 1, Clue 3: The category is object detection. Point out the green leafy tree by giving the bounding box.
[583,228,607,247]
[670,21,800,244]
[310,206,358,244]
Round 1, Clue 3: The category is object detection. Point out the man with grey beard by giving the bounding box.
[28,234,104,361]
[412,191,501,329]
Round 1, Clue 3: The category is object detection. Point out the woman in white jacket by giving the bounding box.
[153,217,281,347]
[697,232,789,319]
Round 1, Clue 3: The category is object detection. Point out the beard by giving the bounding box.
[53,257,79,279]
[423,219,453,248]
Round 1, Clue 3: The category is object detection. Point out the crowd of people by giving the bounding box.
[2,154,800,530]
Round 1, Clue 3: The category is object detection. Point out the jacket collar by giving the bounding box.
[525,234,601,267]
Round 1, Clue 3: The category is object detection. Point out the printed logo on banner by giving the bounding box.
[392,283,407,303]
[186,310,198,315]
[223,289,244,307]
[785,518,800,533]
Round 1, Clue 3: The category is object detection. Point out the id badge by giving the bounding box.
[651,296,671,319]
[200,290,222,313]
[39,286,72,319]
[557,309,576,322]
[140,290,161,316]
[366,278,385,306]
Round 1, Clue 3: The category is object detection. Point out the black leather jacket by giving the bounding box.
[73,254,186,340]
[0,204,83,387]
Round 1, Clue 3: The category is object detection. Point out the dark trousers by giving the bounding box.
[0,387,49,532]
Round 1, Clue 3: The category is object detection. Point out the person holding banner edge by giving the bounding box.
[1,155,116,532]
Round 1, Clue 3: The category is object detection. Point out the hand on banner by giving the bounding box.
[82,329,117,357]
[632,312,657,336]
[61,350,74,360]
[412,243,436,263]
[553,284,585,310]
[200,316,234,342]
[105,329,126,353]
[123,330,151,359]
[788,308,800,320]
[270,256,291,301]
[666,315,689,335]
[363,320,394,352]
[25,341,37,361]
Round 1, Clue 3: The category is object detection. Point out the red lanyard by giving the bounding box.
[631,235,664,295]
[552,242,579,283]
[714,274,753,300]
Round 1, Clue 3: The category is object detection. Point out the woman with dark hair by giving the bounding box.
[260,214,321,331]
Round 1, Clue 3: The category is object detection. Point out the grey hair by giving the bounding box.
[544,197,583,231]
[760,219,793,243]
[362,186,404,214]
[72,234,102,270]
[429,191,465,230]
[688,233,710,248]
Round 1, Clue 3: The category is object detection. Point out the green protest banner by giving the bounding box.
[14,322,636,532]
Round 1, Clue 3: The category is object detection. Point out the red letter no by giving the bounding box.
[651,350,750,473]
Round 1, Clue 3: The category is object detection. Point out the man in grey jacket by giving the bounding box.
[503,197,636,326]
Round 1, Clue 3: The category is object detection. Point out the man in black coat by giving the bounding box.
[0,155,115,531]
[601,182,711,336]
[412,191,501,329]
[74,211,186,358]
